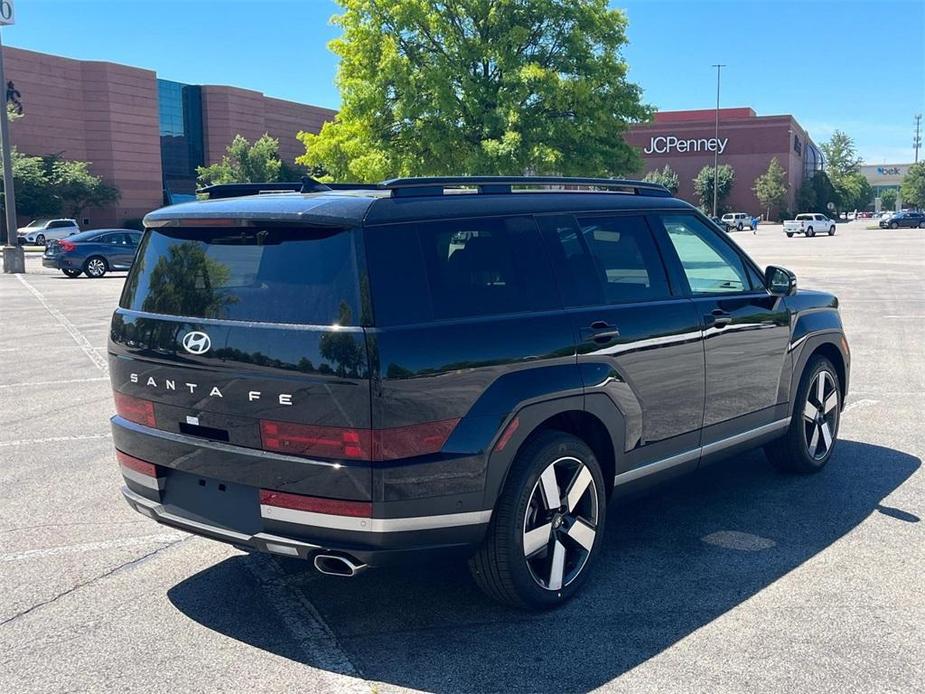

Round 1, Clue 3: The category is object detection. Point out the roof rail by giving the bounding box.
[197,176,335,200]
[380,176,672,198]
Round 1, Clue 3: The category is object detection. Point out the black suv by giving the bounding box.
[110,176,850,609]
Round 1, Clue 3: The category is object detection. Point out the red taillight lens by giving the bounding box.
[59,239,76,252]
[259,489,372,518]
[113,392,156,427]
[116,450,158,477]
[259,418,459,461]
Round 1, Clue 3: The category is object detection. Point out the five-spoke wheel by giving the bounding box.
[801,370,839,460]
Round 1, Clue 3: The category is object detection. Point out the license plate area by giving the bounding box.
[161,469,261,535]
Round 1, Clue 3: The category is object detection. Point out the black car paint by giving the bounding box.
[111,188,849,566]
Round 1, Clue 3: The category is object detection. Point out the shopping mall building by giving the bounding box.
[624,107,822,217]
[3,46,336,226]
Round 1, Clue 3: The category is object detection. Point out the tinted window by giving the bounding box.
[365,217,557,324]
[659,214,751,295]
[121,226,361,325]
[575,215,670,304]
[48,221,71,229]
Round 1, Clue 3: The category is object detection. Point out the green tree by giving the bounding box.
[900,162,925,209]
[643,164,680,195]
[48,157,121,219]
[298,0,652,181]
[798,170,838,214]
[6,149,60,219]
[197,134,284,186]
[820,130,867,214]
[693,164,735,214]
[878,188,897,212]
[752,157,789,220]
[836,171,873,212]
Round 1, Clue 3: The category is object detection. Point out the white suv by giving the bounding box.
[17,219,81,246]
[720,212,755,231]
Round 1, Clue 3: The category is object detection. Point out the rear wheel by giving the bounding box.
[890,221,898,229]
[806,226,815,237]
[35,233,46,246]
[829,225,836,235]
[765,356,841,473]
[84,256,108,278]
[786,232,794,238]
[62,269,82,278]
[469,431,606,609]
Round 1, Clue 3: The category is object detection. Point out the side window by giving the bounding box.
[417,217,557,319]
[659,214,751,295]
[574,215,670,304]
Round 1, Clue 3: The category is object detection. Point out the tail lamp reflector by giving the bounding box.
[113,392,156,428]
[59,240,76,252]
[259,489,372,518]
[116,450,158,477]
[259,418,459,461]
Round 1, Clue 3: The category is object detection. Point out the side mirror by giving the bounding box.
[765,265,797,296]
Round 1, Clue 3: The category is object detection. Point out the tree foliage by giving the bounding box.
[752,157,789,219]
[900,162,925,209]
[197,134,284,186]
[643,164,679,195]
[298,0,652,181]
[693,164,735,213]
[819,130,870,213]
[797,170,837,214]
[2,149,120,219]
[878,188,897,212]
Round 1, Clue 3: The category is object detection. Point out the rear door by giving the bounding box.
[538,213,705,474]
[652,212,791,437]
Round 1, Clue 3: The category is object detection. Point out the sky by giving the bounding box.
[5,0,925,163]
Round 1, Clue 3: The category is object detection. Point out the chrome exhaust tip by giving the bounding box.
[313,553,367,577]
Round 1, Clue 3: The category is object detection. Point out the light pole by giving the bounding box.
[711,64,725,218]
[0,1,23,273]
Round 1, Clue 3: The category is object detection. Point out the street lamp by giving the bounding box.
[711,64,725,218]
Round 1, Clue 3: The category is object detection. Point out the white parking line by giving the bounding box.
[0,532,187,562]
[14,274,109,373]
[0,377,110,389]
[0,433,112,447]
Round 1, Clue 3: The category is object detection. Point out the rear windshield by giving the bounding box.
[120,226,362,326]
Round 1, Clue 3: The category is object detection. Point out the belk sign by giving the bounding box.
[644,135,729,155]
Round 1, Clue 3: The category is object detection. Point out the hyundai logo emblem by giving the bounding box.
[181,331,212,355]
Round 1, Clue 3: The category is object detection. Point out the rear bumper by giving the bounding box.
[42,257,60,269]
[113,416,492,566]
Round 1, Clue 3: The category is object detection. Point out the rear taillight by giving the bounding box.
[116,450,158,477]
[259,489,372,517]
[59,239,76,252]
[113,392,156,427]
[259,418,459,461]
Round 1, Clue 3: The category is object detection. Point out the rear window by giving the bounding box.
[121,226,362,325]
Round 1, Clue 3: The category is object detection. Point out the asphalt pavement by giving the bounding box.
[1,219,922,693]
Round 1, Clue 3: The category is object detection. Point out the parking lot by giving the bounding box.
[1,220,922,693]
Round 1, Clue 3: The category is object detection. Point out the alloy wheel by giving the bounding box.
[802,370,839,460]
[87,258,106,277]
[522,456,599,591]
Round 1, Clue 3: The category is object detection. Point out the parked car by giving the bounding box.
[42,228,142,277]
[879,210,924,229]
[110,176,849,609]
[783,213,836,237]
[710,216,730,231]
[17,218,80,246]
[720,212,755,231]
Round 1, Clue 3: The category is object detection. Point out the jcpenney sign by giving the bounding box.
[644,136,728,155]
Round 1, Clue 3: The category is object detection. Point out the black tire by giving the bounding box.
[806,226,815,237]
[829,225,836,235]
[468,430,607,610]
[62,269,82,278]
[765,356,841,473]
[737,223,743,231]
[84,256,108,278]
[786,232,794,238]
[35,233,46,246]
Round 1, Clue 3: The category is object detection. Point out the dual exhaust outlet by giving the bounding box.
[313,553,368,577]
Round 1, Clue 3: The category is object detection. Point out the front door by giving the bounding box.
[652,212,791,436]
[538,213,705,474]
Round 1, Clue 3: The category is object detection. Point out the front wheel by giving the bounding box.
[829,225,836,235]
[84,256,108,278]
[469,431,606,609]
[35,234,46,246]
[765,356,841,473]
[62,269,82,278]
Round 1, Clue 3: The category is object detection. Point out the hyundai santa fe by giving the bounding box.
[110,176,850,609]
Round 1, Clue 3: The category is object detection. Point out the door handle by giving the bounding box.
[707,309,733,327]
[581,321,620,344]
